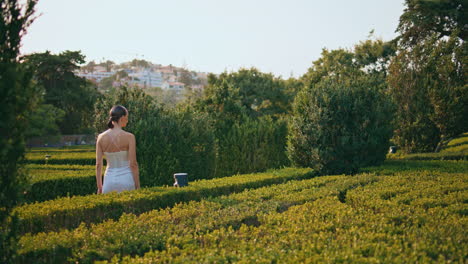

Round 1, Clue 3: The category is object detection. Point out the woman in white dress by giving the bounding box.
[96,105,140,194]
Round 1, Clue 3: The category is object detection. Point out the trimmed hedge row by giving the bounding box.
[17,174,377,263]
[26,151,96,165]
[361,160,468,175]
[15,167,314,234]
[387,151,468,161]
[27,145,95,152]
[111,171,466,263]
[25,164,96,203]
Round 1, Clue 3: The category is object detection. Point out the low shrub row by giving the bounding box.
[108,171,466,263]
[25,150,96,165]
[15,167,314,234]
[387,151,468,161]
[24,164,96,203]
[27,145,94,152]
[17,174,377,263]
[440,132,468,153]
[361,160,468,175]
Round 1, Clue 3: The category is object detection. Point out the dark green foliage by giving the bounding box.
[196,68,289,120]
[187,68,294,178]
[134,109,217,186]
[288,76,394,175]
[24,103,65,139]
[25,174,95,203]
[93,85,154,134]
[0,0,37,262]
[388,0,467,153]
[301,39,395,87]
[388,34,467,152]
[216,116,290,177]
[396,0,467,47]
[22,164,97,203]
[23,50,100,134]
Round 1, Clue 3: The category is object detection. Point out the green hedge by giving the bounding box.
[15,168,314,235]
[215,116,289,177]
[387,151,468,161]
[134,110,217,187]
[24,164,96,203]
[25,150,97,165]
[361,160,468,175]
[17,174,375,263]
[20,170,465,264]
[118,171,464,263]
[28,145,94,152]
[17,166,467,263]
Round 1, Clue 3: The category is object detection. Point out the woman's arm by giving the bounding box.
[128,133,140,189]
[96,136,104,194]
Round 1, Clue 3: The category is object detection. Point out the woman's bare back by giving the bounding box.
[98,129,133,153]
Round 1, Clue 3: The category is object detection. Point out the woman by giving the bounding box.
[96,105,140,194]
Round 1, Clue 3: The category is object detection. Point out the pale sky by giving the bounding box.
[21,0,405,78]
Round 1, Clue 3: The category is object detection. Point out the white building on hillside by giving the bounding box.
[129,70,163,88]
[162,81,185,93]
[76,71,115,82]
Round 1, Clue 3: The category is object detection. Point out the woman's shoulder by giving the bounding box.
[97,130,111,139]
[122,131,135,139]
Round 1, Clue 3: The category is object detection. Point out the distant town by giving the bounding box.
[76,59,209,97]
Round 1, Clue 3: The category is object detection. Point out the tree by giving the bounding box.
[197,68,289,120]
[388,33,467,152]
[288,75,394,175]
[290,39,396,173]
[93,85,155,134]
[25,103,65,140]
[178,68,194,88]
[396,0,467,47]
[0,0,38,262]
[130,59,150,68]
[24,51,100,134]
[388,0,467,152]
[82,60,96,73]
[302,38,395,86]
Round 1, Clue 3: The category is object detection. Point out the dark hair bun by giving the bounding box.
[107,105,127,128]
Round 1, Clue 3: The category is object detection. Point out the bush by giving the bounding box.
[288,76,394,174]
[24,164,95,203]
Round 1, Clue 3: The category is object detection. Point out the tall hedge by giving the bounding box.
[216,116,289,177]
[287,76,394,174]
[133,109,216,186]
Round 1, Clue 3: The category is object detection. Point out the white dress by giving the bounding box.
[102,150,135,193]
